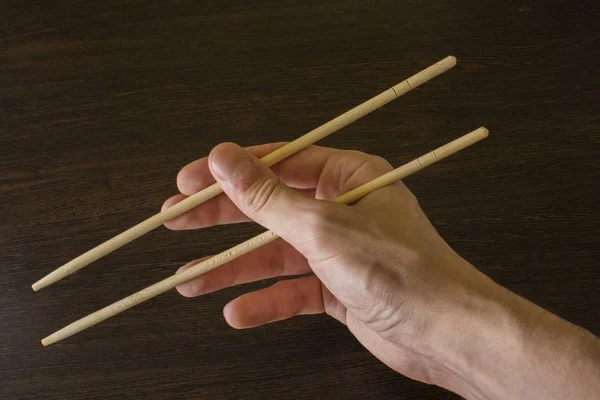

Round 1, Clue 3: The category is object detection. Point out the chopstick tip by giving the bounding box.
[32,274,55,291]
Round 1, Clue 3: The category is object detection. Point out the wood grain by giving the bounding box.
[1,1,599,399]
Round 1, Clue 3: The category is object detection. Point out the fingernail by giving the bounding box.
[210,144,253,183]
[176,258,204,274]
[223,302,233,319]
[176,276,204,297]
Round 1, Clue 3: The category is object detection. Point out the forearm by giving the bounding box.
[432,268,600,400]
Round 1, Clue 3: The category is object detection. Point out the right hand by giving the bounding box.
[162,142,600,400]
[162,142,491,384]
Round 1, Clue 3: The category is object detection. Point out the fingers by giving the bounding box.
[176,143,287,196]
[175,240,310,297]
[317,150,394,199]
[165,142,334,231]
[161,193,250,230]
[168,142,394,233]
[177,142,394,201]
[223,275,325,329]
[163,143,391,239]
[208,142,330,246]
[177,143,343,196]
[161,188,317,230]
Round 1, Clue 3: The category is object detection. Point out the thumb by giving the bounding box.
[208,143,326,245]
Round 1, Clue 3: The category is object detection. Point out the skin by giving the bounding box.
[162,142,600,400]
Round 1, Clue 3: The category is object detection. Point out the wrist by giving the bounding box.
[420,266,519,399]
[424,260,600,400]
[438,280,526,399]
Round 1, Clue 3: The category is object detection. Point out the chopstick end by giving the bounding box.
[41,334,57,346]
[32,274,55,291]
[32,280,43,291]
[446,55,457,67]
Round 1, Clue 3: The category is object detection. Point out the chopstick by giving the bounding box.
[41,127,489,346]
[32,56,457,292]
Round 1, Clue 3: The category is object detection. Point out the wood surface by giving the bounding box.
[1,1,599,399]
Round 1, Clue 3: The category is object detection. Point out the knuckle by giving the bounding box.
[340,151,394,188]
[266,251,285,276]
[343,149,367,159]
[302,203,353,256]
[391,180,421,210]
[408,191,420,208]
[370,154,393,170]
[345,150,392,171]
[403,187,421,210]
[243,175,280,216]
[365,154,393,174]
[308,202,340,235]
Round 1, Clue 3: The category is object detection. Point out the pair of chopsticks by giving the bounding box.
[36,56,489,346]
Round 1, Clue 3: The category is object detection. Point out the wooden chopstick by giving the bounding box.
[41,127,489,346]
[31,56,457,292]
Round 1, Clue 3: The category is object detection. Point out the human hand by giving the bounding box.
[162,143,600,399]
[161,142,490,385]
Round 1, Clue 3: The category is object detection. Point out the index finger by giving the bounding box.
[176,142,338,196]
[166,142,392,231]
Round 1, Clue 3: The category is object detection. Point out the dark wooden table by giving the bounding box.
[2,1,598,399]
